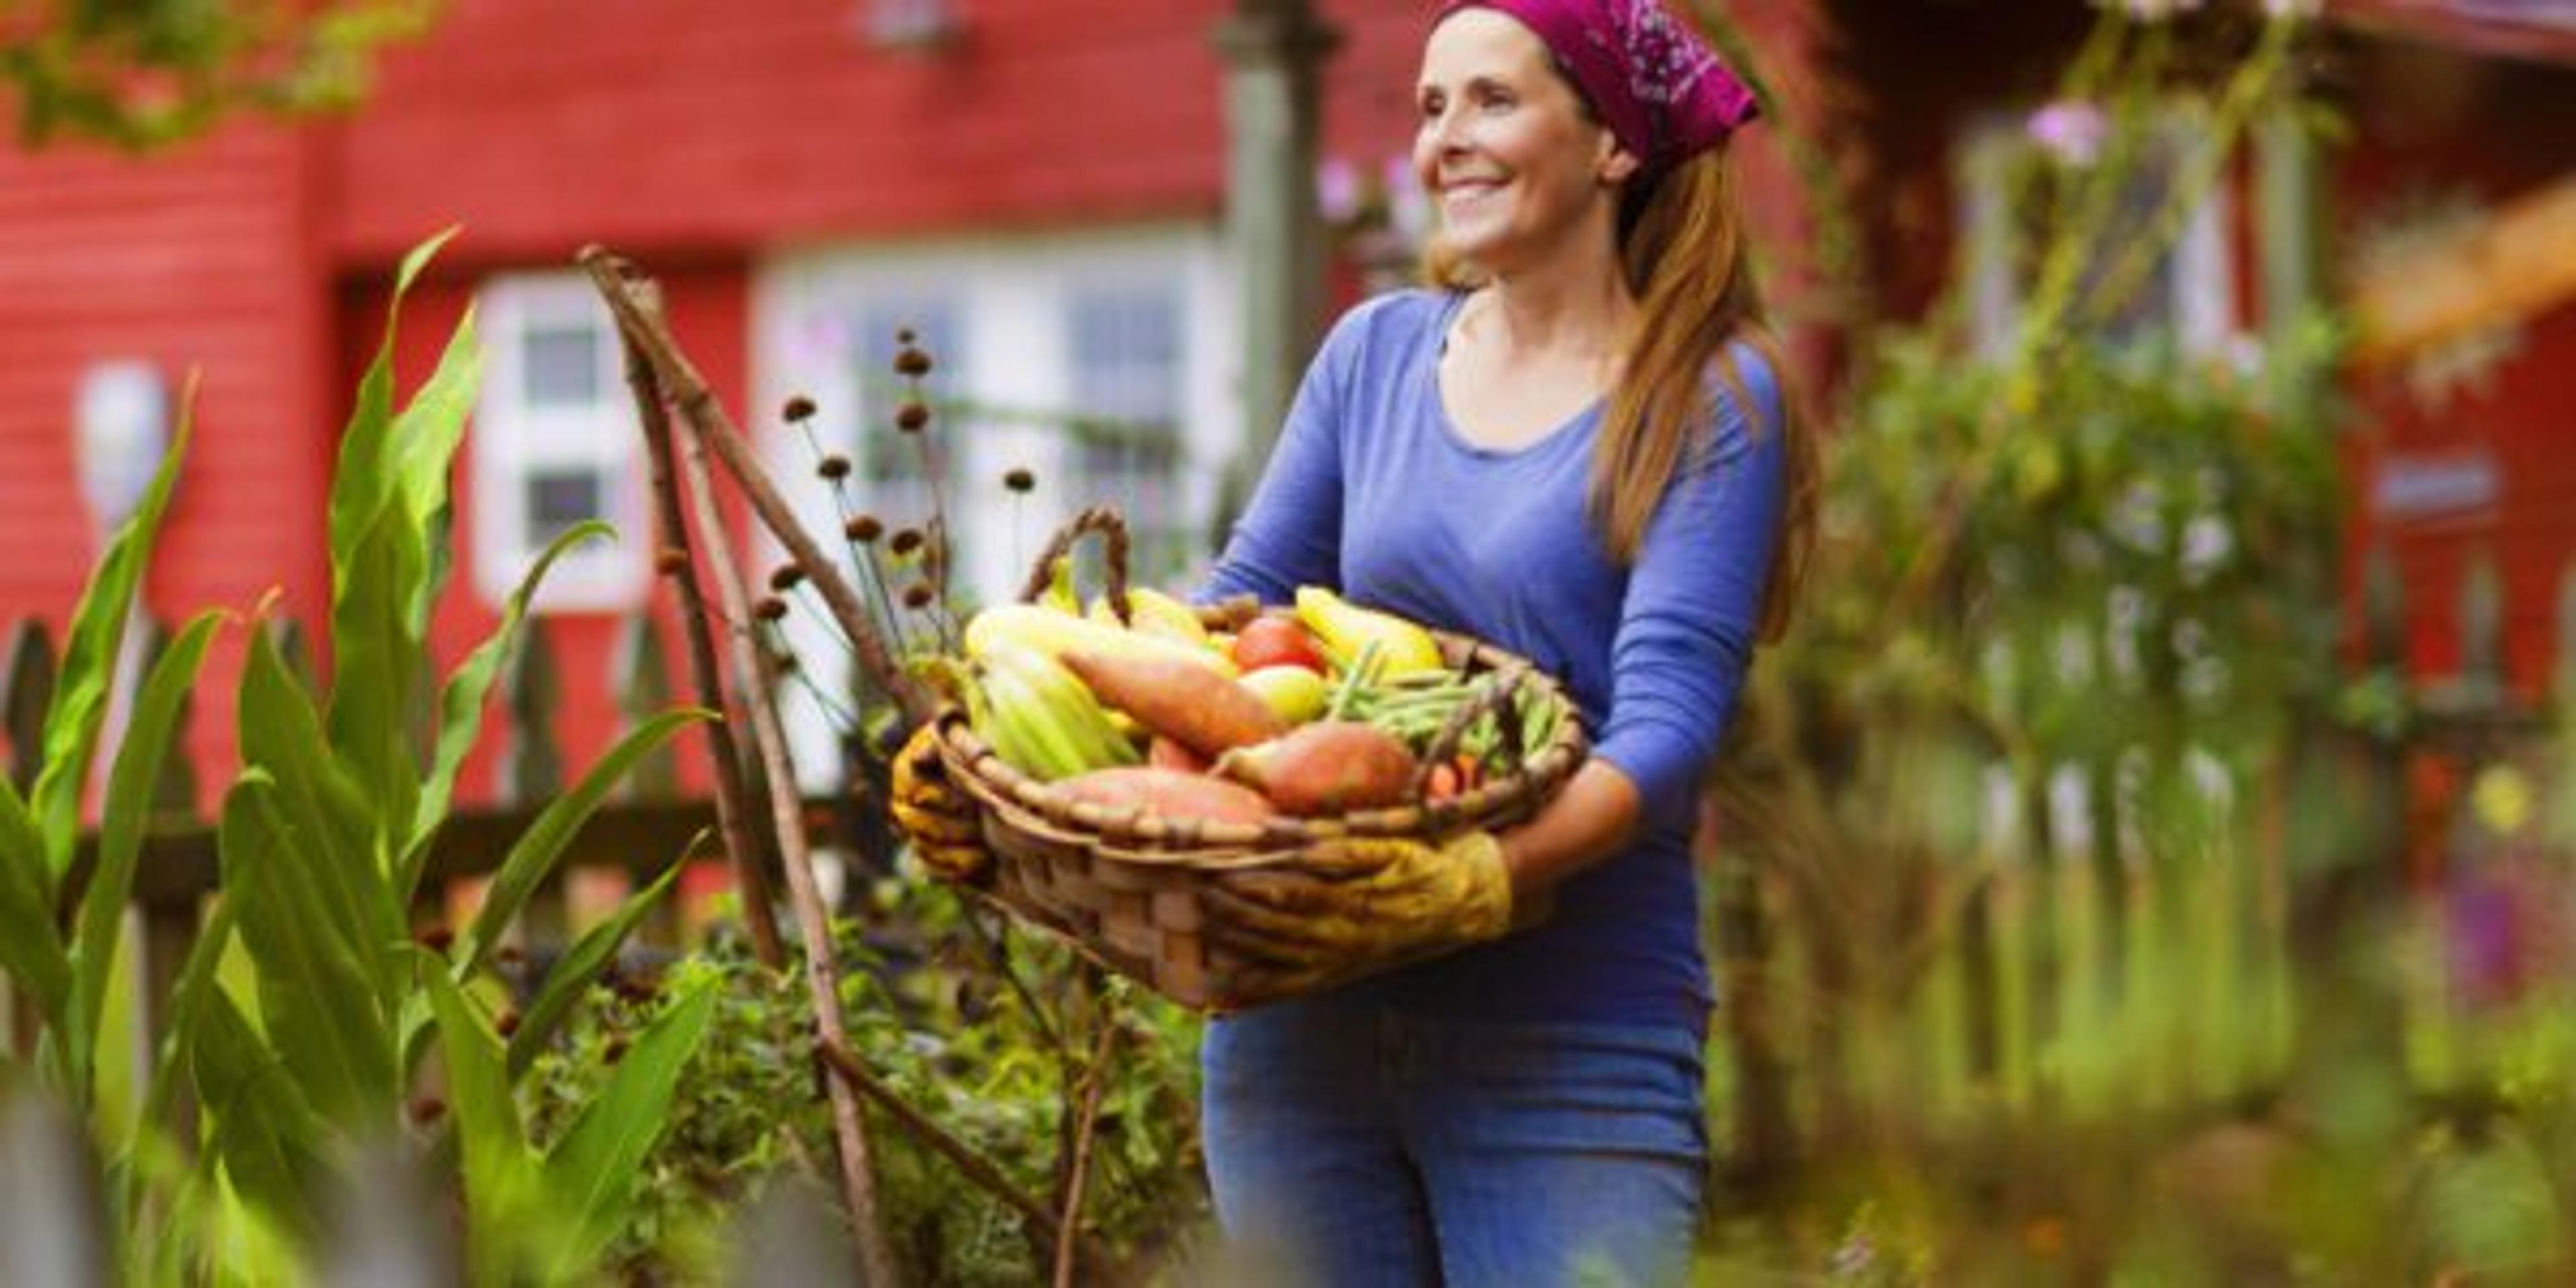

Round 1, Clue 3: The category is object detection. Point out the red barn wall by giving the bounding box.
[0,123,335,789]
[326,0,1258,264]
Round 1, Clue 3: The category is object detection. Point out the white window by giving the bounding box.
[1957,104,2237,359]
[1065,284,1190,579]
[472,276,649,612]
[863,0,956,48]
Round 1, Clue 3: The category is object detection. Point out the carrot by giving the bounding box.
[1148,736,1210,774]
[1061,649,1283,760]
[1217,721,1417,816]
[1053,767,1275,826]
[1426,761,1460,802]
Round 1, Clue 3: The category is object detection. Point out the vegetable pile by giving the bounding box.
[931,577,1561,823]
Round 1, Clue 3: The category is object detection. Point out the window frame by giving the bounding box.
[470,274,650,614]
[1956,102,2239,361]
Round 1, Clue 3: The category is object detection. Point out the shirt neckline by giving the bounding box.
[1426,289,1604,462]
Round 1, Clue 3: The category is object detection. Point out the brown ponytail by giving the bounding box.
[1603,146,1815,641]
[1428,146,1817,640]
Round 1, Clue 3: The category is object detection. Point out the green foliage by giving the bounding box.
[0,388,198,1110]
[531,893,1210,1284]
[1683,4,2571,1281]
[1,0,441,150]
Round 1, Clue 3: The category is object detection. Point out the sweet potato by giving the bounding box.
[1053,766,1275,826]
[1147,736,1211,774]
[1061,649,1283,760]
[1216,721,1418,816]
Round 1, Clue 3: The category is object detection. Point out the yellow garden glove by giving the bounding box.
[888,721,990,883]
[1203,831,1515,1006]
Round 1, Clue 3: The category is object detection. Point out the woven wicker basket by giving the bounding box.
[930,509,1587,1010]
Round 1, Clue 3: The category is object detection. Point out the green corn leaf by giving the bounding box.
[0,776,70,1028]
[238,623,404,989]
[387,305,482,619]
[421,960,538,1271]
[323,227,466,843]
[504,853,688,1079]
[28,398,192,875]
[401,518,616,898]
[539,975,717,1274]
[330,314,483,819]
[186,983,329,1246]
[66,609,223,1097]
[453,707,713,977]
[323,229,449,582]
[218,773,396,1129]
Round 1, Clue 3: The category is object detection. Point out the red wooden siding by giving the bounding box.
[2337,55,2576,694]
[0,123,334,786]
[327,0,1264,263]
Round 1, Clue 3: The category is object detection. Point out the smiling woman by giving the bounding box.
[1180,2,1815,1284]
[881,0,1819,1282]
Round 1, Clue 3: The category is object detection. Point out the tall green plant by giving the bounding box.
[142,231,720,1273]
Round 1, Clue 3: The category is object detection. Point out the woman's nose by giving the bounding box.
[1426,107,1468,154]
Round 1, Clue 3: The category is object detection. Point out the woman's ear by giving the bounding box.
[1599,140,1642,186]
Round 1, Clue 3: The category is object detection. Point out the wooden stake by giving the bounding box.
[666,379,902,1288]
[606,301,787,969]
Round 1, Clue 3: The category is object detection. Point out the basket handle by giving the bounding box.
[1411,666,1532,797]
[1017,505,1132,621]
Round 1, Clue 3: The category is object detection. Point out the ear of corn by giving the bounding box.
[969,643,1139,781]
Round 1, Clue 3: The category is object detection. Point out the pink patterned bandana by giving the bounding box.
[1436,0,1759,175]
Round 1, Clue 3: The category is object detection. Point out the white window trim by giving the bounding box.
[471,274,651,614]
[1957,103,2241,360]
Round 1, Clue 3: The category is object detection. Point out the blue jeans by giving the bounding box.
[1201,998,1709,1287]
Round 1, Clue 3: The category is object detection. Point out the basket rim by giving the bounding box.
[934,619,1587,862]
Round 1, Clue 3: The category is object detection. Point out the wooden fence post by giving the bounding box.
[497,619,564,806]
[2,618,55,794]
[131,615,203,1140]
[597,611,669,941]
[265,616,319,698]
[2458,545,2506,719]
[2553,560,2576,710]
[612,611,678,802]
[494,619,566,945]
[2,618,55,1057]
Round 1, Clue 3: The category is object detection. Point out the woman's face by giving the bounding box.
[1413,9,1635,278]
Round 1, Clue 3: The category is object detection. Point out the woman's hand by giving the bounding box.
[888,722,991,883]
[1205,832,1515,1004]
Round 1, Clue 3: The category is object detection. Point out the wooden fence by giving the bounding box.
[0,604,867,1063]
[1704,537,2575,1190]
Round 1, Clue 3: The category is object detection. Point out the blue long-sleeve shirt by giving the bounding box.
[1204,288,1786,1031]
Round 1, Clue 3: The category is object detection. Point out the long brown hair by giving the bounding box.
[1426,145,1818,641]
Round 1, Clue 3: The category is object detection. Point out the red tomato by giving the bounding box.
[1230,615,1330,674]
